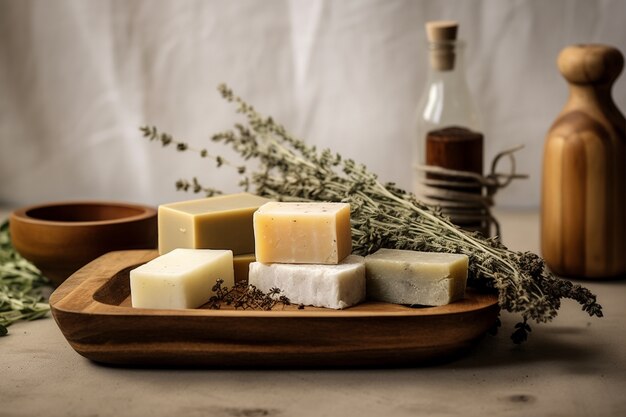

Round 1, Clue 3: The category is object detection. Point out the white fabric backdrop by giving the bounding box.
[1,0,625,209]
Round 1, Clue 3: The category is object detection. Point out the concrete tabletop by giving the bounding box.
[2,209,625,417]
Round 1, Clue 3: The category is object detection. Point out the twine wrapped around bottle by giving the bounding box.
[416,145,528,238]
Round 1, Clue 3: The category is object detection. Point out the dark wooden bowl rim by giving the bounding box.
[11,201,156,227]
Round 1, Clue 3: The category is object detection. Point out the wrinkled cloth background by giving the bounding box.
[1,0,625,209]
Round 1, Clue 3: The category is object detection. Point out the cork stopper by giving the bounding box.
[425,20,459,71]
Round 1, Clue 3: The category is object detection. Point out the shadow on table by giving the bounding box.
[450,323,607,373]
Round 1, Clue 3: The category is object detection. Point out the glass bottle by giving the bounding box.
[413,21,485,234]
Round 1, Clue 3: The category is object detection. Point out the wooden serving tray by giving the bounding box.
[50,250,499,367]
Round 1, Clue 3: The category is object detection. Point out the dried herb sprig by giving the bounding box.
[141,84,603,343]
[207,279,292,310]
[0,221,50,336]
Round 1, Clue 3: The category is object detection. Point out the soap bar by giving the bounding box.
[364,248,468,306]
[130,248,234,309]
[248,255,365,309]
[158,193,272,255]
[233,253,255,284]
[253,202,352,264]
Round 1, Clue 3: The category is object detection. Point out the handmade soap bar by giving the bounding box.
[233,253,255,284]
[253,202,352,264]
[364,248,468,306]
[248,255,365,309]
[158,193,271,255]
[130,248,234,309]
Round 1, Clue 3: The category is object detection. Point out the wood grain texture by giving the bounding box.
[9,201,157,286]
[541,45,626,279]
[561,132,586,274]
[50,250,499,368]
[541,135,565,269]
[583,130,610,276]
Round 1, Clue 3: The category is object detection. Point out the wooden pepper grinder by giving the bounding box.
[542,44,626,279]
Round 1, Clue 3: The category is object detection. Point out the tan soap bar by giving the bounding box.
[253,202,352,264]
[158,193,272,255]
[233,253,255,283]
[130,248,234,309]
[365,248,468,306]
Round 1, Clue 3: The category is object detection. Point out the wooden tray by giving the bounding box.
[50,250,499,367]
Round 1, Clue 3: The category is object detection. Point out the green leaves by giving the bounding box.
[0,221,50,336]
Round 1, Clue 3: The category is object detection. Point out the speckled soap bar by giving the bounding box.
[365,248,468,306]
[253,202,352,264]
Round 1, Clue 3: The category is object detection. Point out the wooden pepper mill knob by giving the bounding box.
[542,44,626,279]
[558,44,624,85]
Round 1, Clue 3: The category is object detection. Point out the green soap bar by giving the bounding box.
[233,253,255,284]
[158,193,272,256]
[364,248,468,306]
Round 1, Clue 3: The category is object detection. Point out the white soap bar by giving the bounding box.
[253,201,352,264]
[365,249,468,306]
[130,248,234,309]
[248,255,365,309]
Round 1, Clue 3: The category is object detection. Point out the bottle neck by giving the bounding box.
[419,40,480,131]
[426,40,469,87]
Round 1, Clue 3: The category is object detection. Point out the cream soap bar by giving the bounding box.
[248,255,365,309]
[365,249,468,306]
[253,202,352,264]
[130,248,234,309]
[158,193,272,255]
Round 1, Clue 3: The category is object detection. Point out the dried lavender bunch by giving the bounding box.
[141,84,602,343]
[207,279,291,310]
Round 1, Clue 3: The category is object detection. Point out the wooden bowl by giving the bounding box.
[9,201,157,287]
